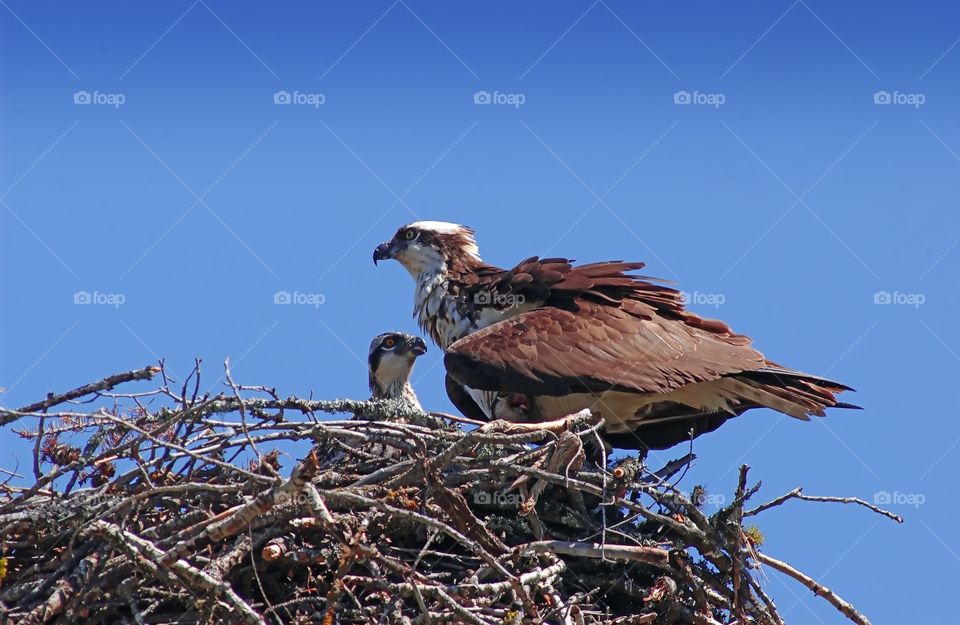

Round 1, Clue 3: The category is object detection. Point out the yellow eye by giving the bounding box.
[404,229,417,240]
[383,337,397,348]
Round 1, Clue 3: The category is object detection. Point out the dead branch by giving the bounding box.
[0,365,894,625]
[755,552,872,625]
[744,487,903,523]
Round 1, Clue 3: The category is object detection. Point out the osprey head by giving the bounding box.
[373,221,480,276]
[368,331,427,398]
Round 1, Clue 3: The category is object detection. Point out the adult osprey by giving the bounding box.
[373,221,856,449]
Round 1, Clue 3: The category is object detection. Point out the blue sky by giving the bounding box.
[2,1,959,622]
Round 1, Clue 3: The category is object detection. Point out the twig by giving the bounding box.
[0,367,882,625]
[7,365,160,423]
[745,487,903,523]
[756,551,872,625]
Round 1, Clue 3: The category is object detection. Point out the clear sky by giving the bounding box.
[2,2,958,622]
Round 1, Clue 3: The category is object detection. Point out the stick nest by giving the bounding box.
[0,364,896,625]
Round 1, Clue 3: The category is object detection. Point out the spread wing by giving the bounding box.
[444,298,765,397]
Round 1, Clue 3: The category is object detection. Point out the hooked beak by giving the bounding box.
[373,241,394,265]
[405,336,427,356]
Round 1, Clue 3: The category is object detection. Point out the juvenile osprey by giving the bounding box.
[373,221,857,450]
[316,332,427,470]
[368,331,427,409]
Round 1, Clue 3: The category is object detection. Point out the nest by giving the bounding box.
[0,364,898,625]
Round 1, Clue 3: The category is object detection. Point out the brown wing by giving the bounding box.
[446,257,857,437]
[454,257,680,315]
[444,299,765,397]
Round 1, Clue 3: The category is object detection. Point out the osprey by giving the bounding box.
[367,331,427,409]
[373,221,857,450]
[316,331,427,470]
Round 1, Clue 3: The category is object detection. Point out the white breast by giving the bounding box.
[413,273,542,419]
[414,274,471,349]
[414,272,520,350]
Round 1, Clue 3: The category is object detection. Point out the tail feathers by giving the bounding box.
[725,378,815,420]
[610,369,859,451]
[834,401,863,410]
[755,365,857,392]
[731,369,860,420]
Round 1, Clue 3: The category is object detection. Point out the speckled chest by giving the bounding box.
[413,272,478,350]
[414,272,537,419]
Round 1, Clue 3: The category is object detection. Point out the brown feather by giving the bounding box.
[407,227,859,449]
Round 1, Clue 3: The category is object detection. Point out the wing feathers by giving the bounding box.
[446,301,765,397]
[443,254,857,448]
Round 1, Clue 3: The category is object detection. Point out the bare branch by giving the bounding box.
[0,367,883,625]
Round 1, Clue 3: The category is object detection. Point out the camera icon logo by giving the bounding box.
[74,91,91,104]
[73,290,92,304]
[873,490,892,504]
[873,290,892,304]
[873,91,891,105]
[274,290,292,304]
[673,90,691,104]
[474,491,492,504]
[473,90,491,104]
[475,291,493,305]
[273,90,292,105]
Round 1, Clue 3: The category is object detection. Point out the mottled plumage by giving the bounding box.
[374,221,857,450]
